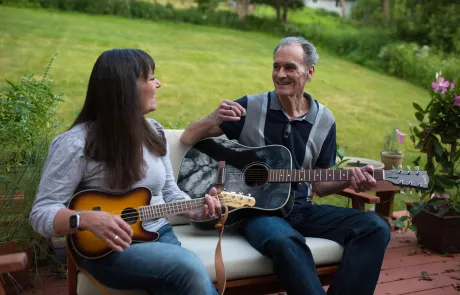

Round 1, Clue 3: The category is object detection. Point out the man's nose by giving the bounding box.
[277,68,287,78]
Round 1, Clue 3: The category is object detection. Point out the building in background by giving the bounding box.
[304,0,358,18]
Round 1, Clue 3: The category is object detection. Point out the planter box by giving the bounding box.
[0,192,25,214]
[413,208,460,254]
[0,240,33,292]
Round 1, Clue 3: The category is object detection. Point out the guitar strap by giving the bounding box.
[214,162,228,295]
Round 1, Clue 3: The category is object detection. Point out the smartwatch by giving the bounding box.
[69,211,82,230]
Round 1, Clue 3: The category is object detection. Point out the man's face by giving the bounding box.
[272,44,314,97]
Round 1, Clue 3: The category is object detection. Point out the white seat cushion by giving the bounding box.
[77,224,343,295]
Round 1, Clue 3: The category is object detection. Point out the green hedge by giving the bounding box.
[2,0,459,88]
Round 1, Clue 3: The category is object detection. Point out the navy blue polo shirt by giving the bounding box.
[219,91,336,210]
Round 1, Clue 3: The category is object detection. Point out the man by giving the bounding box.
[180,36,390,295]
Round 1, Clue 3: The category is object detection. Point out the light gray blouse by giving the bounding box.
[29,118,190,238]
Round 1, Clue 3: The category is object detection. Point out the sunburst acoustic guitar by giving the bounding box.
[67,187,255,259]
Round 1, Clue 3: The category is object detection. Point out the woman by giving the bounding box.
[30,49,220,295]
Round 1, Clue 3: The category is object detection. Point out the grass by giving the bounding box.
[0,6,431,210]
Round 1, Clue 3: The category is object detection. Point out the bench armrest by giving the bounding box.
[336,188,380,211]
[337,188,380,204]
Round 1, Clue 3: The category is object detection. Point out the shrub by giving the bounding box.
[0,55,62,252]
[2,0,460,90]
[0,55,62,175]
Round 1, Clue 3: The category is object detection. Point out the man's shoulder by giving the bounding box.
[311,97,335,122]
[246,91,277,103]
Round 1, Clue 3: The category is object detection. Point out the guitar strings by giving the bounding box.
[77,197,229,219]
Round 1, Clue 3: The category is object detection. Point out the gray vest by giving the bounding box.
[238,91,335,197]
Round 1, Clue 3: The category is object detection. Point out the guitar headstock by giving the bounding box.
[218,191,256,208]
[384,166,429,189]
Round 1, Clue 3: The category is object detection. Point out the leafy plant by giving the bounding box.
[382,128,405,155]
[331,143,349,170]
[392,71,460,231]
[194,0,224,12]
[0,55,62,250]
[0,54,63,174]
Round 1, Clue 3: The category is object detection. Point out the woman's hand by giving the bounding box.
[80,211,133,253]
[188,187,222,221]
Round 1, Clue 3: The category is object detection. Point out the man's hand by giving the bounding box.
[350,165,377,193]
[212,100,246,125]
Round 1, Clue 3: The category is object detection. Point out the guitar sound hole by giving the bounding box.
[121,208,138,225]
[244,164,268,187]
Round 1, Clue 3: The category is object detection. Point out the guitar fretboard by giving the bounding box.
[139,198,206,221]
[268,169,385,183]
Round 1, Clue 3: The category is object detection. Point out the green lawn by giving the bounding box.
[0,6,430,210]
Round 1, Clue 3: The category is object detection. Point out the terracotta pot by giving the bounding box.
[380,151,404,169]
[0,240,33,293]
[410,205,460,254]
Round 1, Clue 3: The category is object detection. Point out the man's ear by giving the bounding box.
[307,65,315,80]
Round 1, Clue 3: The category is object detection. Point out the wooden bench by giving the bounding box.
[65,130,381,295]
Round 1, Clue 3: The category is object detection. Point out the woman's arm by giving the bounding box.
[30,131,133,252]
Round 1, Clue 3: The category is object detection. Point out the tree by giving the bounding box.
[236,0,251,19]
[252,0,304,23]
[381,0,390,23]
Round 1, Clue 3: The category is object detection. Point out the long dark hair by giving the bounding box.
[71,49,166,190]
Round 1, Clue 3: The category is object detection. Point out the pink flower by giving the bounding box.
[455,96,460,106]
[451,81,456,89]
[396,129,406,143]
[432,77,450,94]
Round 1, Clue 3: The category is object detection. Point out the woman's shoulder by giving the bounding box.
[146,118,166,141]
[49,124,87,155]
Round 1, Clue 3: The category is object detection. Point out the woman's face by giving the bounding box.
[139,71,161,115]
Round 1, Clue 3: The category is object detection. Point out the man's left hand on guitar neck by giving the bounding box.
[313,165,377,197]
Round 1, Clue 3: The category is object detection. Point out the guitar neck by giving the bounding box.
[268,169,385,183]
[138,197,206,221]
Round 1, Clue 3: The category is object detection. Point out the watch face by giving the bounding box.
[69,215,78,229]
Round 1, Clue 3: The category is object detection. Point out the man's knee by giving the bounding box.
[365,213,391,244]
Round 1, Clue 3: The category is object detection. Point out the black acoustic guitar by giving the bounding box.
[177,137,430,230]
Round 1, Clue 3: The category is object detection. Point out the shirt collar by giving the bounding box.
[269,90,318,124]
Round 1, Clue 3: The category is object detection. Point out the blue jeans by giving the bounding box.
[239,204,391,295]
[78,224,217,295]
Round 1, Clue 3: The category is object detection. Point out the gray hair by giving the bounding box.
[273,36,319,68]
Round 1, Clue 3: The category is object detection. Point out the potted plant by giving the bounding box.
[380,128,406,169]
[0,55,63,291]
[392,72,460,254]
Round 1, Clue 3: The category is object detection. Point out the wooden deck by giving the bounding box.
[14,229,460,295]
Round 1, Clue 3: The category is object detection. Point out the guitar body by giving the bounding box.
[68,187,159,259]
[177,137,294,229]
